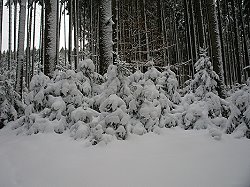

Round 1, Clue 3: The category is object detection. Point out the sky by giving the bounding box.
[1,0,70,51]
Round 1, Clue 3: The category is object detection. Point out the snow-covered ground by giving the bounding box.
[0,127,250,187]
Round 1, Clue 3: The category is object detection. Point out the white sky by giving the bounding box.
[1,0,70,51]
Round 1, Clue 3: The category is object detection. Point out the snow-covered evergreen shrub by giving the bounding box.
[13,59,102,135]
[191,48,218,98]
[128,65,165,133]
[0,71,23,128]
[94,64,132,109]
[157,66,181,104]
[99,94,130,140]
[181,49,229,131]
[227,80,250,138]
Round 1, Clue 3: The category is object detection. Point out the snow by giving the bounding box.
[0,127,250,187]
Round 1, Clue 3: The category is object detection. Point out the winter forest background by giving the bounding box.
[1,0,250,139]
[0,0,250,186]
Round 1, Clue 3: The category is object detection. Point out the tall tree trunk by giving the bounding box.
[8,0,12,70]
[184,0,194,77]
[26,4,33,87]
[231,0,242,84]
[31,1,37,79]
[112,0,119,63]
[44,0,58,77]
[16,0,26,98]
[206,0,226,98]
[0,0,3,62]
[13,1,17,61]
[63,1,67,65]
[74,0,79,68]
[142,0,150,61]
[193,0,204,48]
[40,0,44,72]
[239,0,250,78]
[216,0,227,85]
[68,0,72,68]
[99,0,113,75]
[188,0,197,62]
[55,0,60,67]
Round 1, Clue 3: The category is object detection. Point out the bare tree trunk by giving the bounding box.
[194,0,205,48]
[112,0,119,63]
[26,3,33,87]
[8,0,12,70]
[68,0,73,68]
[56,0,60,67]
[40,0,45,72]
[44,0,58,77]
[31,1,37,79]
[216,0,227,85]
[16,0,26,98]
[99,0,113,75]
[184,0,194,77]
[13,1,17,61]
[142,0,150,61]
[231,0,241,84]
[74,0,79,68]
[239,0,250,78]
[63,1,67,65]
[207,0,226,98]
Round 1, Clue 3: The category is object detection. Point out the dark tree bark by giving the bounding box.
[231,0,242,84]
[16,0,27,98]
[206,0,226,98]
[68,0,73,68]
[13,0,17,60]
[44,0,58,77]
[216,0,227,85]
[193,0,204,48]
[8,0,12,70]
[238,0,250,78]
[99,0,113,75]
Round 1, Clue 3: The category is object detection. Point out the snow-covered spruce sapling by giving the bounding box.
[128,64,163,133]
[182,48,229,130]
[0,72,23,128]
[94,64,132,110]
[191,48,229,117]
[226,80,250,138]
[157,66,181,105]
[191,48,218,98]
[99,94,129,140]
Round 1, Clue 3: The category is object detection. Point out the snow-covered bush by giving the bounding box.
[0,72,23,128]
[226,80,250,138]
[180,49,229,133]
[128,65,165,133]
[157,66,181,104]
[191,48,219,98]
[94,64,132,109]
[13,59,102,135]
[99,94,130,140]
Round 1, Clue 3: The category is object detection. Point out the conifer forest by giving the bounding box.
[0,0,250,186]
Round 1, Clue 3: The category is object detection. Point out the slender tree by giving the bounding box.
[99,0,113,75]
[194,0,204,48]
[8,0,12,70]
[206,0,226,97]
[44,0,58,77]
[13,0,17,60]
[16,0,27,98]
[68,0,73,68]
[31,1,37,78]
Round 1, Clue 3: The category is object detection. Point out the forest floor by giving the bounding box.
[0,127,250,187]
